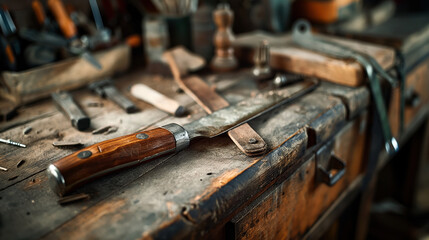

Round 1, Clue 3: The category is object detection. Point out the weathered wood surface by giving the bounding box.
[0,68,369,240]
[229,113,368,239]
[333,13,429,71]
[0,44,131,106]
[233,32,395,87]
[389,57,429,137]
[164,48,267,156]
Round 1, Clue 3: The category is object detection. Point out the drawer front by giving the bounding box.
[229,114,367,240]
[389,58,429,137]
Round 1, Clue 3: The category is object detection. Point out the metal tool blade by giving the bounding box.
[183,79,318,139]
[81,51,102,69]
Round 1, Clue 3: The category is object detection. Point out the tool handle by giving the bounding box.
[47,124,188,196]
[130,83,186,117]
[32,0,46,26]
[47,0,77,39]
[103,85,139,113]
[0,36,16,70]
[51,92,90,131]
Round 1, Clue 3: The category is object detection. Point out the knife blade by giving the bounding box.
[163,47,267,156]
[47,79,318,196]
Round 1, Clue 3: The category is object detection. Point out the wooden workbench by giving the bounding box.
[0,59,428,239]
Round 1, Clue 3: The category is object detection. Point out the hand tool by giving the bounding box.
[0,34,16,70]
[0,138,26,148]
[164,47,267,156]
[0,7,20,70]
[51,92,90,131]
[24,44,57,67]
[26,1,59,67]
[47,0,102,69]
[292,19,398,154]
[273,73,303,88]
[89,79,139,113]
[47,78,318,196]
[130,83,186,117]
[32,0,56,32]
[252,40,273,80]
[32,0,48,27]
[78,0,112,50]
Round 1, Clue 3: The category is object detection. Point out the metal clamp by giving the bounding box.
[292,19,398,154]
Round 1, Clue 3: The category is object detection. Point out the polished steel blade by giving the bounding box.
[183,79,318,139]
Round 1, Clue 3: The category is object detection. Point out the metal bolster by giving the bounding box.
[161,123,190,152]
[47,164,66,196]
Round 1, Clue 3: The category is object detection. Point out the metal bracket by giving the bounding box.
[292,19,398,154]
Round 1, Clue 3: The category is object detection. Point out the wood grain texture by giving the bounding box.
[53,127,176,194]
[0,69,370,240]
[130,83,184,116]
[164,49,267,156]
[230,114,368,240]
[316,81,370,120]
[0,44,131,106]
[233,32,395,86]
[389,57,429,137]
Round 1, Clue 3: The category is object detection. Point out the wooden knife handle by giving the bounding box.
[47,124,189,196]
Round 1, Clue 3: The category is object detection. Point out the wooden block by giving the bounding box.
[233,32,395,87]
[0,44,131,106]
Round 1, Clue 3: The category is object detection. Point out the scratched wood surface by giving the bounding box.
[230,113,368,239]
[0,67,369,239]
[389,57,429,137]
[233,32,395,87]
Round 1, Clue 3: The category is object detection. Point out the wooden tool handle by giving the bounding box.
[32,0,46,25]
[48,0,76,39]
[51,92,90,131]
[48,127,177,196]
[130,83,186,117]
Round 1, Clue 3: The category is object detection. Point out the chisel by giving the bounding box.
[47,79,318,196]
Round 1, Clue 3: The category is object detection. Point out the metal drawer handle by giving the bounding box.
[317,155,346,186]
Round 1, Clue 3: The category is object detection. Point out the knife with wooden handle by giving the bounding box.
[164,47,267,156]
[47,79,318,196]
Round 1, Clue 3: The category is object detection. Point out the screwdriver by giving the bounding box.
[47,0,102,69]
[0,138,26,148]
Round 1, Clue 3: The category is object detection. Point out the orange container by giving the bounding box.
[293,0,360,24]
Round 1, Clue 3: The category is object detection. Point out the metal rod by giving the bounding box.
[89,0,104,30]
[0,138,26,148]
